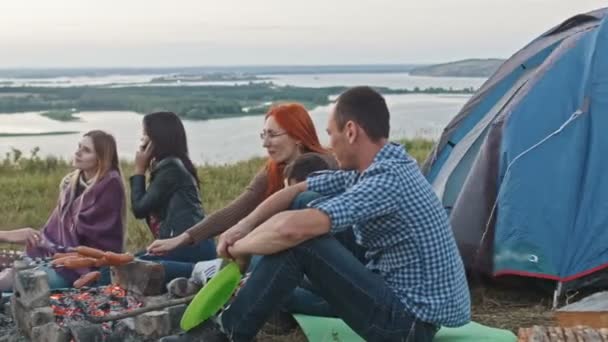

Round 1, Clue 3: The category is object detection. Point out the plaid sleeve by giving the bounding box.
[311,164,400,233]
[306,170,350,196]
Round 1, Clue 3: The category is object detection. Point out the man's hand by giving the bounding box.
[227,245,252,274]
[4,228,41,246]
[216,222,253,259]
[147,233,190,255]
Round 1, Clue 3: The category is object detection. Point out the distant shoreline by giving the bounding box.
[0,131,79,137]
[0,65,422,79]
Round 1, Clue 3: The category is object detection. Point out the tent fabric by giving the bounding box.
[423,8,608,289]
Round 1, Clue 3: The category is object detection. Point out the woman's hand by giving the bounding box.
[216,222,253,259]
[134,142,154,175]
[3,228,41,246]
[147,234,189,255]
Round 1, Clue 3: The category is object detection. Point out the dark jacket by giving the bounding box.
[130,157,204,239]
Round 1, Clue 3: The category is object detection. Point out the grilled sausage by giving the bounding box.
[62,257,97,269]
[52,252,79,260]
[51,255,79,266]
[73,271,101,288]
[103,252,134,266]
[94,256,109,267]
[74,246,105,259]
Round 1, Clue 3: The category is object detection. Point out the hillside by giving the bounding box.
[409,58,505,78]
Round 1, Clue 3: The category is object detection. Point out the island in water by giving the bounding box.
[0,83,475,121]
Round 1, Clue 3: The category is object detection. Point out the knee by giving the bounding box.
[290,191,322,210]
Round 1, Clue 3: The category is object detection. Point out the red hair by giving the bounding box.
[264,103,327,197]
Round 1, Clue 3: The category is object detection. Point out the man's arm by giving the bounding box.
[216,181,308,258]
[229,208,331,256]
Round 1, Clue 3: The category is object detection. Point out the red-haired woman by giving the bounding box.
[147,103,336,255]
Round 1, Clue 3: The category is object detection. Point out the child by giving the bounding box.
[283,152,332,186]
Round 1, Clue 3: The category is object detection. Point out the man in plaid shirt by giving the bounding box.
[167,86,470,342]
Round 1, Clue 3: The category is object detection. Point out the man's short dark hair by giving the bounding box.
[334,86,390,141]
[284,153,331,183]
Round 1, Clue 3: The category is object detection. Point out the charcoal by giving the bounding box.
[96,302,110,312]
[49,285,142,329]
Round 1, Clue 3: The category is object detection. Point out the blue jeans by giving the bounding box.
[281,191,366,317]
[220,236,438,341]
[42,267,71,289]
[137,239,217,285]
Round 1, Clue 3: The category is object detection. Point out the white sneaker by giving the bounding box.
[190,259,223,285]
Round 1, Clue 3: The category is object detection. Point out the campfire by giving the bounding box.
[49,285,142,332]
[8,254,193,342]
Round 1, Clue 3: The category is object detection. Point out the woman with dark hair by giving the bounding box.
[131,112,215,281]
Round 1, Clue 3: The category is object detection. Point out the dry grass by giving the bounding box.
[471,284,554,332]
[257,329,308,342]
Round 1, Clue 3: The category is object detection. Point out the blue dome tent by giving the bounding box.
[422,8,608,304]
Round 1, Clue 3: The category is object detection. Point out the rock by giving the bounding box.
[143,295,168,307]
[13,270,50,309]
[167,278,200,298]
[111,260,165,296]
[134,310,171,339]
[166,304,187,332]
[107,319,142,342]
[30,307,54,327]
[10,296,30,338]
[118,317,135,331]
[31,322,70,342]
[68,322,104,342]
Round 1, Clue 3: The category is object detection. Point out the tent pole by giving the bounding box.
[552,282,563,310]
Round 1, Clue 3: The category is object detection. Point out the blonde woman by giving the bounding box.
[0,130,126,290]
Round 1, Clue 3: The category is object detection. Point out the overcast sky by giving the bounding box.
[1,0,605,67]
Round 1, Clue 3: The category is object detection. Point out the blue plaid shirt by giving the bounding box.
[307,143,470,327]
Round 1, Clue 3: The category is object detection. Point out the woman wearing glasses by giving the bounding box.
[147,103,335,257]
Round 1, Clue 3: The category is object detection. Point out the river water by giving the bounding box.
[0,73,486,164]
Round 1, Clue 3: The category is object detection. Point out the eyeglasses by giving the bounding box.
[260,130,288,140]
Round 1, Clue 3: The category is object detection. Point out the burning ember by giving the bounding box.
[50,285,142,331]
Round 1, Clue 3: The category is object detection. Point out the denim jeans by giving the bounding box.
[156,238,217,264]
[220,235,438,342]
[42,266,72,289]
[281,191,366,317]
[138,239,217,284]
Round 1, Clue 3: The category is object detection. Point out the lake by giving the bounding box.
[0,73,486,164]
